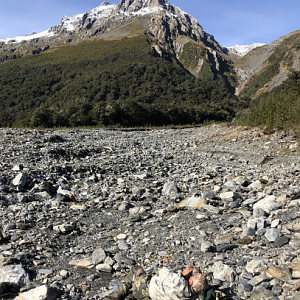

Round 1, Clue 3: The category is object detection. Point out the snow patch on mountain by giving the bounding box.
[227,43,265,56]
[0,0,204,45]
[0,30,55,44]
[61,14,85,31]
[0,3,116,44]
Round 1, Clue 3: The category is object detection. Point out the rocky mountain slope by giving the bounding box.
[232,29,300,98]
[0,0,236,87]
[0,1,223,62]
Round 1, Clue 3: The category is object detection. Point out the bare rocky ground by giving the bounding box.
[1,124,300,300]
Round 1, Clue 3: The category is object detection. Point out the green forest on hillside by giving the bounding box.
[0,32,242,128]
[239,70,300,131]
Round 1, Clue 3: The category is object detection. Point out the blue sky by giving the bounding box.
[0,0,299,46]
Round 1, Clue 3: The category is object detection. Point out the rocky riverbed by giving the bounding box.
[0,124,300,300]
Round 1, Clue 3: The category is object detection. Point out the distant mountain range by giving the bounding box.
[0,0,299,128]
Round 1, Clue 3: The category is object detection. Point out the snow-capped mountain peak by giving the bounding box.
[227,43,265,56]
[0,0,222,57]
[0,0,176,44]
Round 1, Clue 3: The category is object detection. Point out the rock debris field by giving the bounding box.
[1,124,300,300]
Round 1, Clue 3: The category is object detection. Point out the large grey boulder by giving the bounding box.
[0,265,29,286]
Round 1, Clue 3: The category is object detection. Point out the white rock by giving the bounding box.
[196,214,209,221]
[15,285,59,300]
[253,195,281,213]
[96,263,112,273]
[12,173,27,187]
[129,207,147,216]
[53,223,74,233]
[271,219,280,228]
[177,197,207,210]
[117,234,127,240]
[0,265,29,286]
[265,228,281,242]
[248,180,263,190]
[288,199,300,208]
[213,263,235,281]
[246,259,265,274]
[201,240,213,253]
[219,191,239,200]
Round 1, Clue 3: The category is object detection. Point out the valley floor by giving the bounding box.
[0,124,300,299]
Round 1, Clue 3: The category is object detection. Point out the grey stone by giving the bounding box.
[38,269,53,275]
[53,223,75,233]
[91,248,106,265]
[114,253,135,265]
[242,198,258,206]
[248,273,269,286]
[17,195,27,203]
[265,228,282,242]
[216,244,238,252]
[0,265,29,286]
[238,282,253,292]
[202,191,215,200]
[247,217,265,231]
[287,218,300,232]
[162,181,178,196]
[250,287,274,299]
[273,236,290,247]
[200,240,214,253]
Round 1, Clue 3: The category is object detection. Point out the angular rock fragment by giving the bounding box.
[162,181,178,197]
[213,263,235,281]
[91,248,106,266]
[0,265,29,286]
[287,218,300,232]
[273,236,289,247]
[177,197,206,210]
[15,285,59,300]
[253,195,281,213]
[265,228,281,242]
[53,223,75,233]
[69,258,93,268]
[268,265,292,282]
[12,173,27,188]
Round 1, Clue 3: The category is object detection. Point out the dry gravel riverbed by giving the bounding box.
[0,124,300,300]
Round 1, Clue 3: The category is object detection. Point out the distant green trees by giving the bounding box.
[0,35,241,128]
[239,70,300,131]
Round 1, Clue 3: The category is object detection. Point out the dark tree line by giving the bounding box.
[0,35,241,128]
